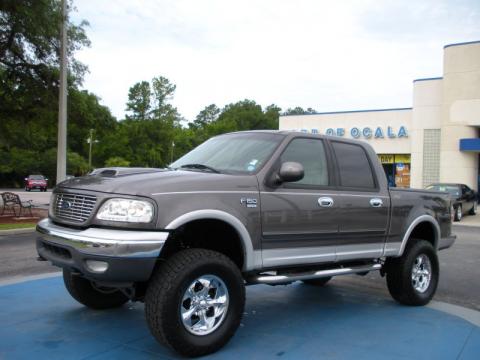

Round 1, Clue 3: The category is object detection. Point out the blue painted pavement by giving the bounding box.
[0,276,478,359]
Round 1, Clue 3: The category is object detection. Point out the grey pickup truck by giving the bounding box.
[36,131,456,357]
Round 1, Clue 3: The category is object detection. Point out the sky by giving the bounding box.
[71,0,480,122]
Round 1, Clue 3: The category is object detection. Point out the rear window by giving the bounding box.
[332,142,375,189]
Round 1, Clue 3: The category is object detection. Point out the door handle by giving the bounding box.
[370,198,383,207]
[318,197,334,207]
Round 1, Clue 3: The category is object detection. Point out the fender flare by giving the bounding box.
[165,209,260,271]
[398,215,440,256]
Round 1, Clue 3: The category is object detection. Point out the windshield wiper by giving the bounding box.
[179,164,220,173]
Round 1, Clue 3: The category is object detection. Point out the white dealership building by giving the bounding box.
[279,40,480,190]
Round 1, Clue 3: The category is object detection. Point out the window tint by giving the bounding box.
[280,138,329,186]
[332,142,375,189]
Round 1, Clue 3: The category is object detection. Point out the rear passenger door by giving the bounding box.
[330,141,390,261]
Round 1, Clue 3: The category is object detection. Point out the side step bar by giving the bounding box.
[250,263,382,285]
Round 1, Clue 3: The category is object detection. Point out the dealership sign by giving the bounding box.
[298,126,408,139]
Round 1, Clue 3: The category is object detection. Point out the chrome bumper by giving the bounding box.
[36,218,168,258]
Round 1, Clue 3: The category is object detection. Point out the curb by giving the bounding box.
[453,223,480,228]
[0,227,36,236]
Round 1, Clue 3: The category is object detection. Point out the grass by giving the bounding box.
[0,223,37,230]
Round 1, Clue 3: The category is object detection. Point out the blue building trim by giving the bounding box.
[282,107,412,117]
[413,77,443,82]
[444,40,480,49]
[459,138,480,152]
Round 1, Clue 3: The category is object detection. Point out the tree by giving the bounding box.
[151,76,178,118]
[125,81,151,120]
[105,156,130,167]
[0,0,90,87]
[283,107,316,115]
[192,104,220,128]
[0,1,116,187]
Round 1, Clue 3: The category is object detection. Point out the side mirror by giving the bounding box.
[277,162,304,183]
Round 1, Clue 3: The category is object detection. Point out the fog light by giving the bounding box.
[85,260,109,273]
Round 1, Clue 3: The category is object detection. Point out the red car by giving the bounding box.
[24,175,48,192]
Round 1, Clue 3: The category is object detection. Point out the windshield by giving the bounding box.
[426,184,460,196]
[171,133,284,174]
[29,175,45,180]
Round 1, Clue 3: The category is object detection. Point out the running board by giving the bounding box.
[250,263,382,285]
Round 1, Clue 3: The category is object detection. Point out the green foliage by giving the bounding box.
[105,156,130,167]
[284,107,316,115]
[0,0,115,187]
[0,1,299,187]
[125,81,151,120]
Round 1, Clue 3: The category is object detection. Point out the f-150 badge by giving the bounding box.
[240,197,257,208]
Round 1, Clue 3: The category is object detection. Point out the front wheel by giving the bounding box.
[454,205,462,221]
[63,269,129,309]
[145,249,245,357]
[386,239,439,306]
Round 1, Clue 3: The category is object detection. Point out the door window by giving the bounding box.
[280,138,329,186]
[332,142,376,189]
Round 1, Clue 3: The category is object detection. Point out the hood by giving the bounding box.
[56,169,259,197]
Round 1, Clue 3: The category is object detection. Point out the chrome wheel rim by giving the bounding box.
[411,254,432,293]
[180,274,229,336]
[457,206,462,220]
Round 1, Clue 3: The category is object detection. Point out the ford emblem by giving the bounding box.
[61,200,72,210]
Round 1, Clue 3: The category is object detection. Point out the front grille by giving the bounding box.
[43,243,72,259]
[53,193,97,223]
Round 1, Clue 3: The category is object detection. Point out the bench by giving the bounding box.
[1,192,33,217]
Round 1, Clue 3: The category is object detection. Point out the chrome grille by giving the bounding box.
[53,193,97,223]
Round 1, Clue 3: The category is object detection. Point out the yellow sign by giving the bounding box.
[395,154,411,163]
[378,154,394,164]
[378,154,411,164]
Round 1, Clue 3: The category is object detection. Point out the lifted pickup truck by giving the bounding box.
[37,131,455,357]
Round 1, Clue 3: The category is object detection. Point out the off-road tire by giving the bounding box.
[454,205,462,221]
[145,249,245,357]
[386,239,439,306]
[302,276,332,286]
[63,269,128,309]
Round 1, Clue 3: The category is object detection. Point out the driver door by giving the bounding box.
[260,137,340,268]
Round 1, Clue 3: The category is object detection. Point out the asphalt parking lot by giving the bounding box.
[0,223,479,359]
[1,224,479,310]
[1,275,479,359]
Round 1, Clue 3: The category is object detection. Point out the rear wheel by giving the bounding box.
[63,269,128,309]
[454,205,462,221]
[302,276,332,286]
[386,239,439,306]
[145,249,245,357]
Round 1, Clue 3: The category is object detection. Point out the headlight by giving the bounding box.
[96,198,154,223]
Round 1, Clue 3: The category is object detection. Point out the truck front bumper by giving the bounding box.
[36,218,169,283]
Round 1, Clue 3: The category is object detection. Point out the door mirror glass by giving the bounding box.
[278,162,304,183]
